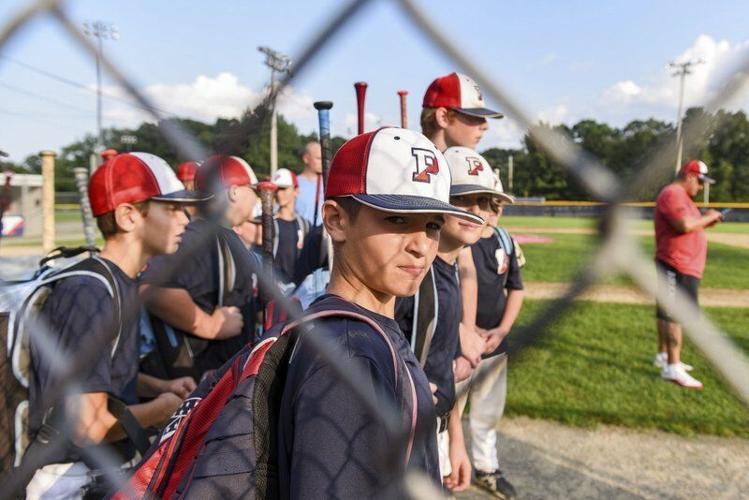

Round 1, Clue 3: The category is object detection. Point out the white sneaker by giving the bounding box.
[654,353,693,372]
[661,364,703,390]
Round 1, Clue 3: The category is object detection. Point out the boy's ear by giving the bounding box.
[322,200,347,243]
[113,203,140,233]
[435,107,451,129]
[226,185,238,203]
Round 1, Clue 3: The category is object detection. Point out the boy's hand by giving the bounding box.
[429,382,438,405]
[164,376,197,399]
[444,441,472,491]
[454,356,473,383]
[213,306,244,338]
[459,323,484,367]
[484,326,509,354]
[155,392,183,426]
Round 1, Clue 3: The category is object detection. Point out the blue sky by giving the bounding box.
[1,0,748,164]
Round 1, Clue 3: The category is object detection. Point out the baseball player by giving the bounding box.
[176,161,200,218]
[413,71,504,490]
[452,149,524,499]
[140,155,260,381]
[25,153,207,498]
[270,168,309,285]
[275,127,488,496]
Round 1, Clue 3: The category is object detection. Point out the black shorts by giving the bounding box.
[655,259,700,322]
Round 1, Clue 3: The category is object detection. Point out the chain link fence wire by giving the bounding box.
[1,0,748,498]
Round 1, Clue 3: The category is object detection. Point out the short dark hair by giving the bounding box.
[331,196,361,221]
[96,200,150,237]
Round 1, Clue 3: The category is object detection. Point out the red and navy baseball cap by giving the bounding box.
[423,72,503,119]
[176,161,200,183]
[195,155,259,192]
[271,168,299,188]
[680,160,715,184]
[89,152,211,217]
[326,127,484,224]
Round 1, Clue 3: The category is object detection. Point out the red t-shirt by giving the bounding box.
[654,183,707,278]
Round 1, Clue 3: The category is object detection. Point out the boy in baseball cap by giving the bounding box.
[274,127,485,496]
[448,148,524,498]
[26,152,207,497]
[140,155,261,381]
[270,168,309,284]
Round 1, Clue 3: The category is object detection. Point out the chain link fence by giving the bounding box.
[1,0,748,498]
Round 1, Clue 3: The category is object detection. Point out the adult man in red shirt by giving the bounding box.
[654,160,723,389]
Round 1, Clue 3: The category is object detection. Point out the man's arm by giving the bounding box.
[137,373,197,399]
[671,209,723,233]
[68,391,182,445]
[140,285,243,340]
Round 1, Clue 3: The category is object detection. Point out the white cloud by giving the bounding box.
[600,34,749,111]
[101,72,315,127]
[536,103,569,125]
[344,112,382,135]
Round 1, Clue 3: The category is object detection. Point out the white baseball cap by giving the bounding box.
[326,127,484,224]
[443,147,514,204]
[271,168,299,188]
[491,171,515,204]
[422,72,503,118]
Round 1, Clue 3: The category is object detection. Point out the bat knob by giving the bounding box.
[398,90,408,96]
[354,81,368,89]
[257,181,278,193]
[314,101,334,110]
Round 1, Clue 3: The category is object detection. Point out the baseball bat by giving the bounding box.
[397,90,408,128]
[73,167,97,248]
[313,100,335,272]
[354,81,367,135]
[257,180,278,330]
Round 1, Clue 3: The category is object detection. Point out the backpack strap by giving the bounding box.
[215,233,235,308]
[494,226,514,256]
[412,268,438,367]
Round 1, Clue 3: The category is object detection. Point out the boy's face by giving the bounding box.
[441,193,491,246]
[228,184,258,225]
[331,204,443,298]
[140,202,190,256]
[444,110,488,149]
[275,186,298,209]
[233,218,258,248]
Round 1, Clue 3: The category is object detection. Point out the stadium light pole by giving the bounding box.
[258,46,292,176]
[83,21,119,152]
[669,59,704,175]
[120,134,138,152]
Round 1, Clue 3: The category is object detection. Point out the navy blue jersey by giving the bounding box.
[274,218,301,284]
[395,256,461,417]
[141,219,257,374]
[472,230,523,353]
[29,258,139,457]
[278,294,440,497]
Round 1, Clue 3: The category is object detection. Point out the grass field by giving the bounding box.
[518,233,749,289]
[506,300,749,437]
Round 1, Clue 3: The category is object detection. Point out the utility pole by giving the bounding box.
[83,20,119,152]
[669,59,704,174]
[258,46,292,176]
[508,154,514,192]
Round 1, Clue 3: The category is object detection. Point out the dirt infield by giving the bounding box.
[523,282,749,307]
[457,416,749,499]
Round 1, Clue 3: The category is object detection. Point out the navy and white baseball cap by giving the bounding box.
[89,152,211,217]
[423,72,503,119]
[326,127,484,224]
[443,147,507,199]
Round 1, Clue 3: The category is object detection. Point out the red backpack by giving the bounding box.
[114,301,417,499]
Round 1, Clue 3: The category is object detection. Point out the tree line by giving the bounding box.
[3,106,748,201]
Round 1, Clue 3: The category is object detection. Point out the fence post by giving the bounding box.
[39,150,56,253]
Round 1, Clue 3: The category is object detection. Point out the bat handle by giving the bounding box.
[354,82,368,135]
[73,167,97,248]
[314,101,334,192]
[398,90,408,129]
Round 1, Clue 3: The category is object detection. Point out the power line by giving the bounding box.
[0,80,96,116]
[0,53,177,118]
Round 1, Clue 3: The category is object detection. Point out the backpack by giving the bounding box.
[495,226,525,269]
[141,233,237,380]
[0,247,123,471]
[114,298,417,499]
[272,214,310,259]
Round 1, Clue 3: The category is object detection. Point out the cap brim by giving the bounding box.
[450,184,500,197]
[494,192,515,204]
[151,190,213,203]
[698,174,716,185]
[351,194,484,225]
[456,107,504,119]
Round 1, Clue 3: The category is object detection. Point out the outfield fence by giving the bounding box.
[1,0,748,498]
